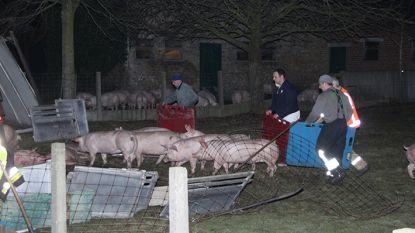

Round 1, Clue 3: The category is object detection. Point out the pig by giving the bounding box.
[2,124,21,151]
[160,133,250,173]
[127,91,149,109]
[213,138,279,177]
[232,90,250,104]
[162,136,209,174]
[152,124,205,165]
[403,143,415,178]
[150,89,162,101]
[76,92,96,110]
[196,96,209,107]
[101,92,120,110]
[132,131,183,168]
[141,90,156,108]
[14,149,50,167]
[111,90,129,109]
[135,92,148,109]
[63,141,90,166]
[297,83,319,104]
[198,90,217,106]
[134,127,171,132]
[73,129,138,168]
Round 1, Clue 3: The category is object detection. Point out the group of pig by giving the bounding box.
[73,125,280,176]
[76,89,162,111]
[2,123,415,178]
[76,88,220,110]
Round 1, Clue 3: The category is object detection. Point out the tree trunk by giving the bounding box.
[61,0,80,99]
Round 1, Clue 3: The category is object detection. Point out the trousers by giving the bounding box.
[316,118,348,161]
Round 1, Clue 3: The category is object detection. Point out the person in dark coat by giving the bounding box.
[265,68,300,123]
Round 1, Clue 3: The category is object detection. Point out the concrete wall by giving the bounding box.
[340,70,415,105]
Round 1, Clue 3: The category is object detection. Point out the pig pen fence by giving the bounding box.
[0,126,404,232]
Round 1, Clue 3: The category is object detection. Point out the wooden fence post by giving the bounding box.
[161,71,167,102]
[96,72,102,120]
[51,143,67,233]
[218,71,224,108]
[169,167,189,233]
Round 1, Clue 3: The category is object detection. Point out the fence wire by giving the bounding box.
[0,125,404,232]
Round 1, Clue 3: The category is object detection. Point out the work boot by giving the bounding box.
[351,152,369,177]
[356,164,370,177]
[327,167,346,185]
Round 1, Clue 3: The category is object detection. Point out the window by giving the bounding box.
[364,40,380,60]
[136,39,153,59]
[163,39,183,60]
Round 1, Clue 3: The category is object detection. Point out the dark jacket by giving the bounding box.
[268,80,299,118]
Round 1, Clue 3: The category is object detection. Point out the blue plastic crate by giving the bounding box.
[286,122,355,169]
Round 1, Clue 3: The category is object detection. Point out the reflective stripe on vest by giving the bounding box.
[340,88,361,128]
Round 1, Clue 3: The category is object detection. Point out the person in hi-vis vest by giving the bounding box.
[332,77,369,176]
[0,91,25,202]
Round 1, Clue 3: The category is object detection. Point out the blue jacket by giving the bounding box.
[268,80,299,118]
[165,82,198,107]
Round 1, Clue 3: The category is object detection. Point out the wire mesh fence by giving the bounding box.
[0,122,404,232]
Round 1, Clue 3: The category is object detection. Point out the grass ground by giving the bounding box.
[18,103,415,233]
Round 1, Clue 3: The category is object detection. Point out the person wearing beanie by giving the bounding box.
[163,73,198,107]
[305,74,352,185]
[265,68,300,123]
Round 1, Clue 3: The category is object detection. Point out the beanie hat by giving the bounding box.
[318,74,333,84]
[171,73,183,81]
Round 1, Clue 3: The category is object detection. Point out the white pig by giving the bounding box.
[196,96,209,107]
[101,92,120,110]
[297,83,319,104]
[198,90,217,106]
[14,149,50,167]
[232,90,250,104]
[213,139,279,177]
[161,133,250,173]
[76,92,96,110]
[163,136,209,174]
[73,130,138,168]
[403,143,415,178]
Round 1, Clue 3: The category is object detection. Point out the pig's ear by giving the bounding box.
[171,145,178,152]
[199,137,208,149]
[185,124,195,134]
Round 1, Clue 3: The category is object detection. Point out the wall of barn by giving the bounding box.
[345,32,415,72]
[117,36,329,100]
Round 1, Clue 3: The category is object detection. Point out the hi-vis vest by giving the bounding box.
[0,146,24,202]
[340,87,361,128]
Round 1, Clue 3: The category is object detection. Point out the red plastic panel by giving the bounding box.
[262,114,291,164]
[157,104,196,133]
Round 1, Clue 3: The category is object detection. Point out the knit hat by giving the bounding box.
[171,73,183,81]
[318,74,333,84]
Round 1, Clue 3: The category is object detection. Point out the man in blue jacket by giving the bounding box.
[265,68,300,123]
[164,73,199,108]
